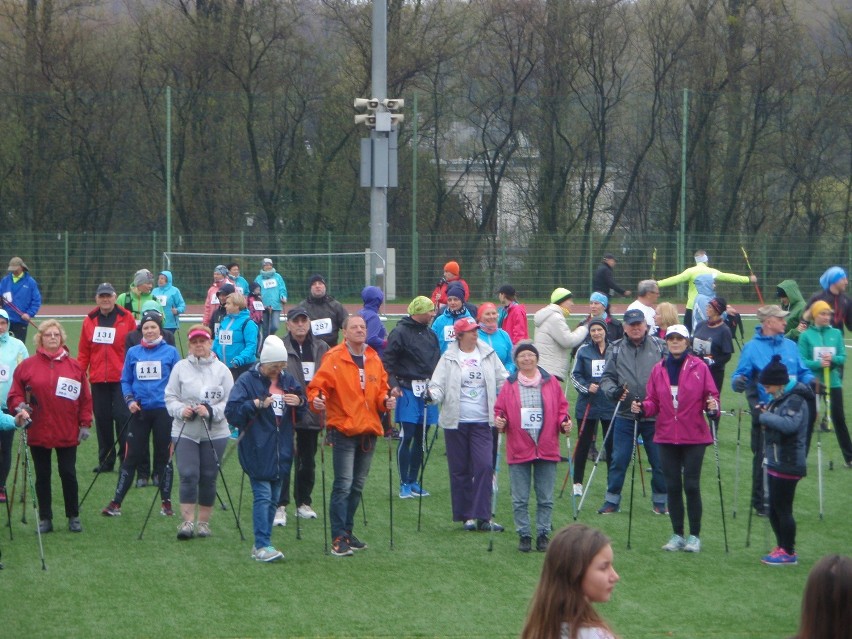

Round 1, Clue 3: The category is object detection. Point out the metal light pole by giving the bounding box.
[369,0,388,289]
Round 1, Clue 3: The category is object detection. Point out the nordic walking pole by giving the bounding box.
[317,394,329,555]
[818,368,830,520]
[201,416,245,540]
[5,427,24,538]
[732,408,742,519]
[626,414,640,550]
[383,392,394,550]
[567,435,576,519]
[576,398,623,518]
[417,392,430,532]
[0,298,40,331]
[18,385,33,524]
[79,412,135,508]
[635,437,647,498]
[294,433,301,541]
[708,401,729,553]
[488,432,503,552]
[21,430,46,570]
[139,418,187,540]
[740,246,764,304]
[560,404,589,498]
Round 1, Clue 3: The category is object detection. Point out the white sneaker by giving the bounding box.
[684,535,701,553]
[273,506,287,527]
[662,534,686,551]
[572,483,583,496]
[253,545,284,562]
[297,504,318,519]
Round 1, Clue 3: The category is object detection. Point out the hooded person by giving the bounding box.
[0,308,28,502]
[298,274,348,348]
[212,291,259,381]
[254,259,288,340]
[117,269,163,320]
[585,292,623,344]
[431,281,473,354]
[801,267,852,335]
[226,335,306,561]
[533,288,589,381]
[776,279,805,341]
[152,270,186,333]
[357,286,387,357]
[691,273,716,332]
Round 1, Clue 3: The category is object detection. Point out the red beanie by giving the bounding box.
[444,261,460,276]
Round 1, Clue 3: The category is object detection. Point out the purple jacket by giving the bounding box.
[494,367,569,464]
[641,354,718,446]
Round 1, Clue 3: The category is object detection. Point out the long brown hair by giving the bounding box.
[795,554,852,639]
[520,524,616,639]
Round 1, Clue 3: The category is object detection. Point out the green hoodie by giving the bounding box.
[777,279,805,341]
[798,323,845,388]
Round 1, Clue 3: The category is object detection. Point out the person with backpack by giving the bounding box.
[117,269,162,320]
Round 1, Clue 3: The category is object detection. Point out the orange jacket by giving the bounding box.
[307,343,389,437]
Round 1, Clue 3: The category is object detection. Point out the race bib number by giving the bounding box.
[813,346,836,360]
[412,380,428,397]
[591,359,606,378]
[670,385,679,409]
[56,377,81,401]
[156,295,168,308]
[311,318,332,336]
[271,394,284,417]
[262,278,277,289]
[209,293,220,305]
[693,337,712,357]
[135,361,162,380]
[92,327,116,344]
[520,408,543,431]
[235,286,244,295]
[218,330,233,346]
[0,364,9,382]
[359,369,366,389]
[201,386,224,402]
[443,325,456,342]
[301,361,315,382]
[252,300,265,312]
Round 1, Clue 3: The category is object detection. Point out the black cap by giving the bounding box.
[309,274,326,287]
[217,283,236,296]
[497,284,516,297]
[603,253,616,261]
[96,282,116,296]
[623,309,646,325]
[287,307,310,321]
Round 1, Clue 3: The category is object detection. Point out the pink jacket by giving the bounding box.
[501,302,529,345]
[641,354,717,446]
[494,369,569,464]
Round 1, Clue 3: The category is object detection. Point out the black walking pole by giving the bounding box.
[733,408,743,519]
[626,414,639,550]
[22,429,47,570]
[201,416,245,540]
[710,413,729,553]
[417,395,430,532]
[79,412,135,508]
[488,433,503,552]
[560,404,590,498]
[383,393,394,550]
[139,418,187,540]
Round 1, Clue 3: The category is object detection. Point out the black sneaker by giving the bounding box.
[518,536,532,553]
[331,535,353,557]
[346,531,367,551]
[536,533,549,552]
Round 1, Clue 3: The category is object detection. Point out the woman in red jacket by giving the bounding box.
[632,324,718,554]
[494,341,571,553]
[9,320,93,534]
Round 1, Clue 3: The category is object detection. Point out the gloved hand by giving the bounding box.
[731,376,747,393]
[78,427,91,442]
[423,388,433,405]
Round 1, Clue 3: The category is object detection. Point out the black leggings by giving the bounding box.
[658,443,707,537]
[0,428,14,486]
[279,429,319,507]
[768,474,799,555]
[30,445,78,520]
[572,418,614,484]
[113,408,173,504]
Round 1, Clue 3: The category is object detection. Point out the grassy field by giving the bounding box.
[2,317,851,638]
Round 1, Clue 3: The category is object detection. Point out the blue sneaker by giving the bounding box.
[399,483,413,499]
[597,501,620,515]
[409,482,430,497]
[761,547,798,565]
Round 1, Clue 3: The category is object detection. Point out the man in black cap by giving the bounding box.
[299,274,349,348]
[593,254,631,299]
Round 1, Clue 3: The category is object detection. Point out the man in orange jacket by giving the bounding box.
[307,315,396,557]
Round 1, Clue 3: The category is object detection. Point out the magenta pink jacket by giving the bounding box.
[494,368,569,464]
[641,354,718,446]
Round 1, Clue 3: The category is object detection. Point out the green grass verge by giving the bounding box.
[1,318,850,638]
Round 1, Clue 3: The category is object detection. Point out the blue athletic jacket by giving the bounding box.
[731,326,814,405]
[152,271,187,330]
[121,340,181,410]
[212,309,259,369]
[0,271,41,323]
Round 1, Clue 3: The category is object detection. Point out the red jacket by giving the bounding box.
[77,306,138,383]
[431,276,470,306]
[493,369,569,464]
[641,354,718,446]
[9,348,93,448]
[501,302,529,345]
[307,343,389,437]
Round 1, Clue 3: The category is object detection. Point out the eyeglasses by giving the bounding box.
[42,332,62,338]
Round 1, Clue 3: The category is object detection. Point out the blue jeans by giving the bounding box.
[329,429,376,539]
[397,422,430,485]
[249,477,283,549]
[508,460,556,537]
[605,417,666,506]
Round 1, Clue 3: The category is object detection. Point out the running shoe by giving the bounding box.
[463,519,477,531]
[177,521,194,540]
[331,535,353,557]
[254,546,284,562]
[160,500,174,517]
[102,501,122,517]
[662,534,685,551]
[652,503,669,515]
[684,535,701,553]
[346,531,367,551]
[297,504,318,519]
[477,519,504,532]
[273,506,287,527]
[399,483,413,499]
[573,483,583,496]
[409,482,430,497]
[761,547,797,565]
[597,501,620,515]
[196,522,211,537]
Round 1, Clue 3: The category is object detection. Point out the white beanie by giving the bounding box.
[260,335,288,364]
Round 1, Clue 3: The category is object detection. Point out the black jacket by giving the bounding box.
[382,316,441,389]
[592,261,628,296]
[285,333,329,430]
[805,290,852,334]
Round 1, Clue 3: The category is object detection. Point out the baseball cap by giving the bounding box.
[453,317,479,334]
[665,324,689,340]
[287,307,310,321]
[217,283,236,296]
[756,305,789,321]
[96,283,116,296]
[7,257,27,272]
[623,309,646,325]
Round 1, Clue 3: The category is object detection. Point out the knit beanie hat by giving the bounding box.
[709,297,727,316]
[550,287,573,305]
[513,340,539,361]
[140,309,163,328]
[588,318,608,334]
[759,355,789,386]
[134,269,154,287]
[446,282,466,301]
[407,296,434,315]
[260,335,288,364]
[309,274,326,287]
[590,292,609,307]
[810,300,832,317]
[443,261,460,276]
[213,265,229,278]
[819,267,847,291]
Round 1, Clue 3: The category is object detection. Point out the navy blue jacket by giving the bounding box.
[758,381,812,477]
[570,340,616,421]
[225,366,306,481]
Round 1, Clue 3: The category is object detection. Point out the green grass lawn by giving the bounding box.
[2,317,850,638]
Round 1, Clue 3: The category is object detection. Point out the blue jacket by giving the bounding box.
[570,340,616,421]
[731,326,814,405]
[212,309,259,369]
[358,286,387,357]
[0,271,41,323]
[152,271,186,330]
[759,381,811,477]
[255,270,288,310]
[225,366,306,481]
[478,328,515,374]
[231,275,250,296]
[0,331,28,429]
[121,340,181,410]
[431,307,472,353]
[692,274,715,331]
